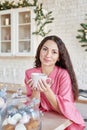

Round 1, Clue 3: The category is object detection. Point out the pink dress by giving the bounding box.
[25,66,85,130]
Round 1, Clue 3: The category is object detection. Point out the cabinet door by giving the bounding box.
[15,8,36,56]
[0,8,37,57]
[0,11,12,56]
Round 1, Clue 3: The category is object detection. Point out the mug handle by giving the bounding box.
[46,77,53,85]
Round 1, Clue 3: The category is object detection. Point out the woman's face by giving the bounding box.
[40,40,59,67]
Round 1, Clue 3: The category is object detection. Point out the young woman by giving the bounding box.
[25,35,85,130]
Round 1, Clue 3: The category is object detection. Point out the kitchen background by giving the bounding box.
[0,0,87,92]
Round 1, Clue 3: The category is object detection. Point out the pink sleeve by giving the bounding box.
[56,71,85,127]
[24,70,32,97]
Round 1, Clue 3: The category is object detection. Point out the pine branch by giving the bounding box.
[80,23,87,29]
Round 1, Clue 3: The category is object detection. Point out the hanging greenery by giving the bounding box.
[33,3,54,36]
[76,14,87,51]
[0,0,54,37]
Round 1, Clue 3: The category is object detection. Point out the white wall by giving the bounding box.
[44,0,87,89]
[0,0,87,90]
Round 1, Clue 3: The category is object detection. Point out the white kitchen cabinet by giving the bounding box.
[0,7,36,56]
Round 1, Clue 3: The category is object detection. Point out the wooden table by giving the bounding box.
[42,112,72,130]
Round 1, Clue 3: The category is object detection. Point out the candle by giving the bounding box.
[5,18,9,25]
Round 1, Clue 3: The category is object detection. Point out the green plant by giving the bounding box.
[33,3,54,36]
[76,14,87,51]
[0,0,54,37]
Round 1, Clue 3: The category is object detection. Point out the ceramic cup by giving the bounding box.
[31,73,51,87]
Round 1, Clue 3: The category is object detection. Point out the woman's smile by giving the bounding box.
[44,57,51,62]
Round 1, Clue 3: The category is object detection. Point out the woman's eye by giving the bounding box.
[42,47,47,51]
[53,51,57,54]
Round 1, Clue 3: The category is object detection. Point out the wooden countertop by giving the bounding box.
[42,112,72,130]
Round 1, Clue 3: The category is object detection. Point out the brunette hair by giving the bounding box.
[34,35,79,101]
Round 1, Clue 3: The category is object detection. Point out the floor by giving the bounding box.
[76,102,87,130]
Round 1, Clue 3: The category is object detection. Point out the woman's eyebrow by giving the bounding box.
[43,45,47,48]
[43,45,58,51]
[43,45,57,49]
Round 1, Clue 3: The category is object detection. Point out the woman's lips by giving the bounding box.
[44,58,51,62]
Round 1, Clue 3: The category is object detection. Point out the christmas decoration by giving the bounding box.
[0,0,54,37]
[76,14,87,51]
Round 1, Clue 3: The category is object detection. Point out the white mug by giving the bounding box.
[31,73,51,87]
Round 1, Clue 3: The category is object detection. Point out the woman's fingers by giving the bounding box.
[27,79,38,89]
[38,79,50,92]
[26,79,34,88]
[26,78,32,85]
[26,78,51,91]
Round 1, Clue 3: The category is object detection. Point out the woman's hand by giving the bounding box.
[37,79,52,92]
[26,78,33,87]
[26,78,37,89]
[37,79,61,113]
[26,78,52,91]
[26,78,39,90]
[26,78,40,100]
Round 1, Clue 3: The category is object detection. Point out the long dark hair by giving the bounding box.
[34,35,79,101]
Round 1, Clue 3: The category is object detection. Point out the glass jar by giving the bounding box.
[0,87,7,129]
[0,89,42,130]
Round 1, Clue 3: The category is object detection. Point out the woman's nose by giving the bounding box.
[46,51,51,57]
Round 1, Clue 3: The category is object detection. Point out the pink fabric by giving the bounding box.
[24,66,85,130]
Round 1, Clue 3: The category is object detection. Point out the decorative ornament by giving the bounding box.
[0,0,54,37]
[76,14,87,51]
